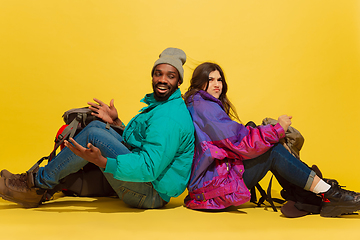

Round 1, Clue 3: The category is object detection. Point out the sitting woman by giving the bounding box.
[183,62,360,217]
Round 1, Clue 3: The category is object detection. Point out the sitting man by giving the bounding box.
[0,47,195,209]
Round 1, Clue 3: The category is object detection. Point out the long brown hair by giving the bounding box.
[184,62,241,122]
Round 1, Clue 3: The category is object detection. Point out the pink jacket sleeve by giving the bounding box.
[189,91,286,161]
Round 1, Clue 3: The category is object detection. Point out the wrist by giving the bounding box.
[274,123,286,139]
[113,118,123,127]
[99,156,107,169]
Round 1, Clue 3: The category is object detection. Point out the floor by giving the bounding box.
[1,188,359,240]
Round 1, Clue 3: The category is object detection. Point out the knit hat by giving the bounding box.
[151,47,186,83]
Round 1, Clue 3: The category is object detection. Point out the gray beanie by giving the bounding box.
[151,47,186,83]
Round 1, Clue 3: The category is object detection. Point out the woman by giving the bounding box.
[183,62,360,217]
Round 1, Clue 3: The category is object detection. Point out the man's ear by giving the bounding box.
[177,79,181,87]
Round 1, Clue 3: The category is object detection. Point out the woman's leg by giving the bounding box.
[242,143,360,217]
[242,143,315,190]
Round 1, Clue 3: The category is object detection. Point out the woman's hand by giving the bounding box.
[64,138,107,168]
[278,115,292,132]
[88,98,122,126]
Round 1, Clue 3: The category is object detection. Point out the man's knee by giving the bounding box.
[86,120,106,129]
[77,121,109,142]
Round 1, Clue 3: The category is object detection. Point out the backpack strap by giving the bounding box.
[27,112,83,172]
[250,183,266,206]
[250,175,285,212]
[67,112,84,139]
[266,175,285,212]
[28,156,49,173]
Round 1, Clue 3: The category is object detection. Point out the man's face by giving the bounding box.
[152,64,180,101]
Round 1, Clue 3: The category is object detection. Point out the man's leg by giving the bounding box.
[35,120,128,189]
[76,122,166,208]
[102,173,167,209]
[0,121,166,209]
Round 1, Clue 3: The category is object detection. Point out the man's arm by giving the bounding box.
[64,138,107,168]
[105,116,182,182]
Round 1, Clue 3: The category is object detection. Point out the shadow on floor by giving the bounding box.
[0,192,186,214]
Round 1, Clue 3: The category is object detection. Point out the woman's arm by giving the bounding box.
[190,99,286,160]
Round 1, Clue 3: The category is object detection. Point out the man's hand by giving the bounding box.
[64,138,107,168]
[88,98,122,126]
[278,115,292,132]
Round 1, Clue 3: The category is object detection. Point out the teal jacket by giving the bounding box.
[105,89,195,202]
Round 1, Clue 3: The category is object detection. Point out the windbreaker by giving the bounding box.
[184,90,285,209]
[105,89,195,202]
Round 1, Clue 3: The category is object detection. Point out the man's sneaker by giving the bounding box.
[320,181,360,217]
[0,168,46,208]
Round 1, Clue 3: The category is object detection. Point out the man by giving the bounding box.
[0,47,195,209]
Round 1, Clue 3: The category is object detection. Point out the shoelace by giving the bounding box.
[8,173,29,190]
[321,182,360,202]
[325,179,359,197]
[337,185,359,197]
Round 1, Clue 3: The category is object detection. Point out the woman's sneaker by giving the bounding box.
[320,181,360,217]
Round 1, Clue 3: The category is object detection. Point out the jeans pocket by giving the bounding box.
[118,186,146,208]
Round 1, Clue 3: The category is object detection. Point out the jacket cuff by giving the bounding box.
[274,123,286,139]
[104,157,118,174]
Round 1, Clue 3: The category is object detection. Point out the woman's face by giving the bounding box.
[205,70,223,99]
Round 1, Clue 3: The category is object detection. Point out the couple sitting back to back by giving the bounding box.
[1,48,359,218]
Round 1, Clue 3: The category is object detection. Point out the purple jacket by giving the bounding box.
[184,91,285,209]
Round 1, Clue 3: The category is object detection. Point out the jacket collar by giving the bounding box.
[192,90,225,110]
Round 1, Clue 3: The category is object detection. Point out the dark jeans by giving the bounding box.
[242,143,315,191]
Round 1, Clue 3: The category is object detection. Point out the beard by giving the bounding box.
[152,81,179,102]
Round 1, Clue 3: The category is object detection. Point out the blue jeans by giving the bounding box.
[242,143,315,191]
[35,121,167,209]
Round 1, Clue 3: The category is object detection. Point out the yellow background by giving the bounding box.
[1,0,359,187]
[1,1,360,239]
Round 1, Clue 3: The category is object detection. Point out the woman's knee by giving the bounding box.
[272,143,287,153]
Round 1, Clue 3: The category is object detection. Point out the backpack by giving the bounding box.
[28,107,124,199]
[245,120,324,217]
